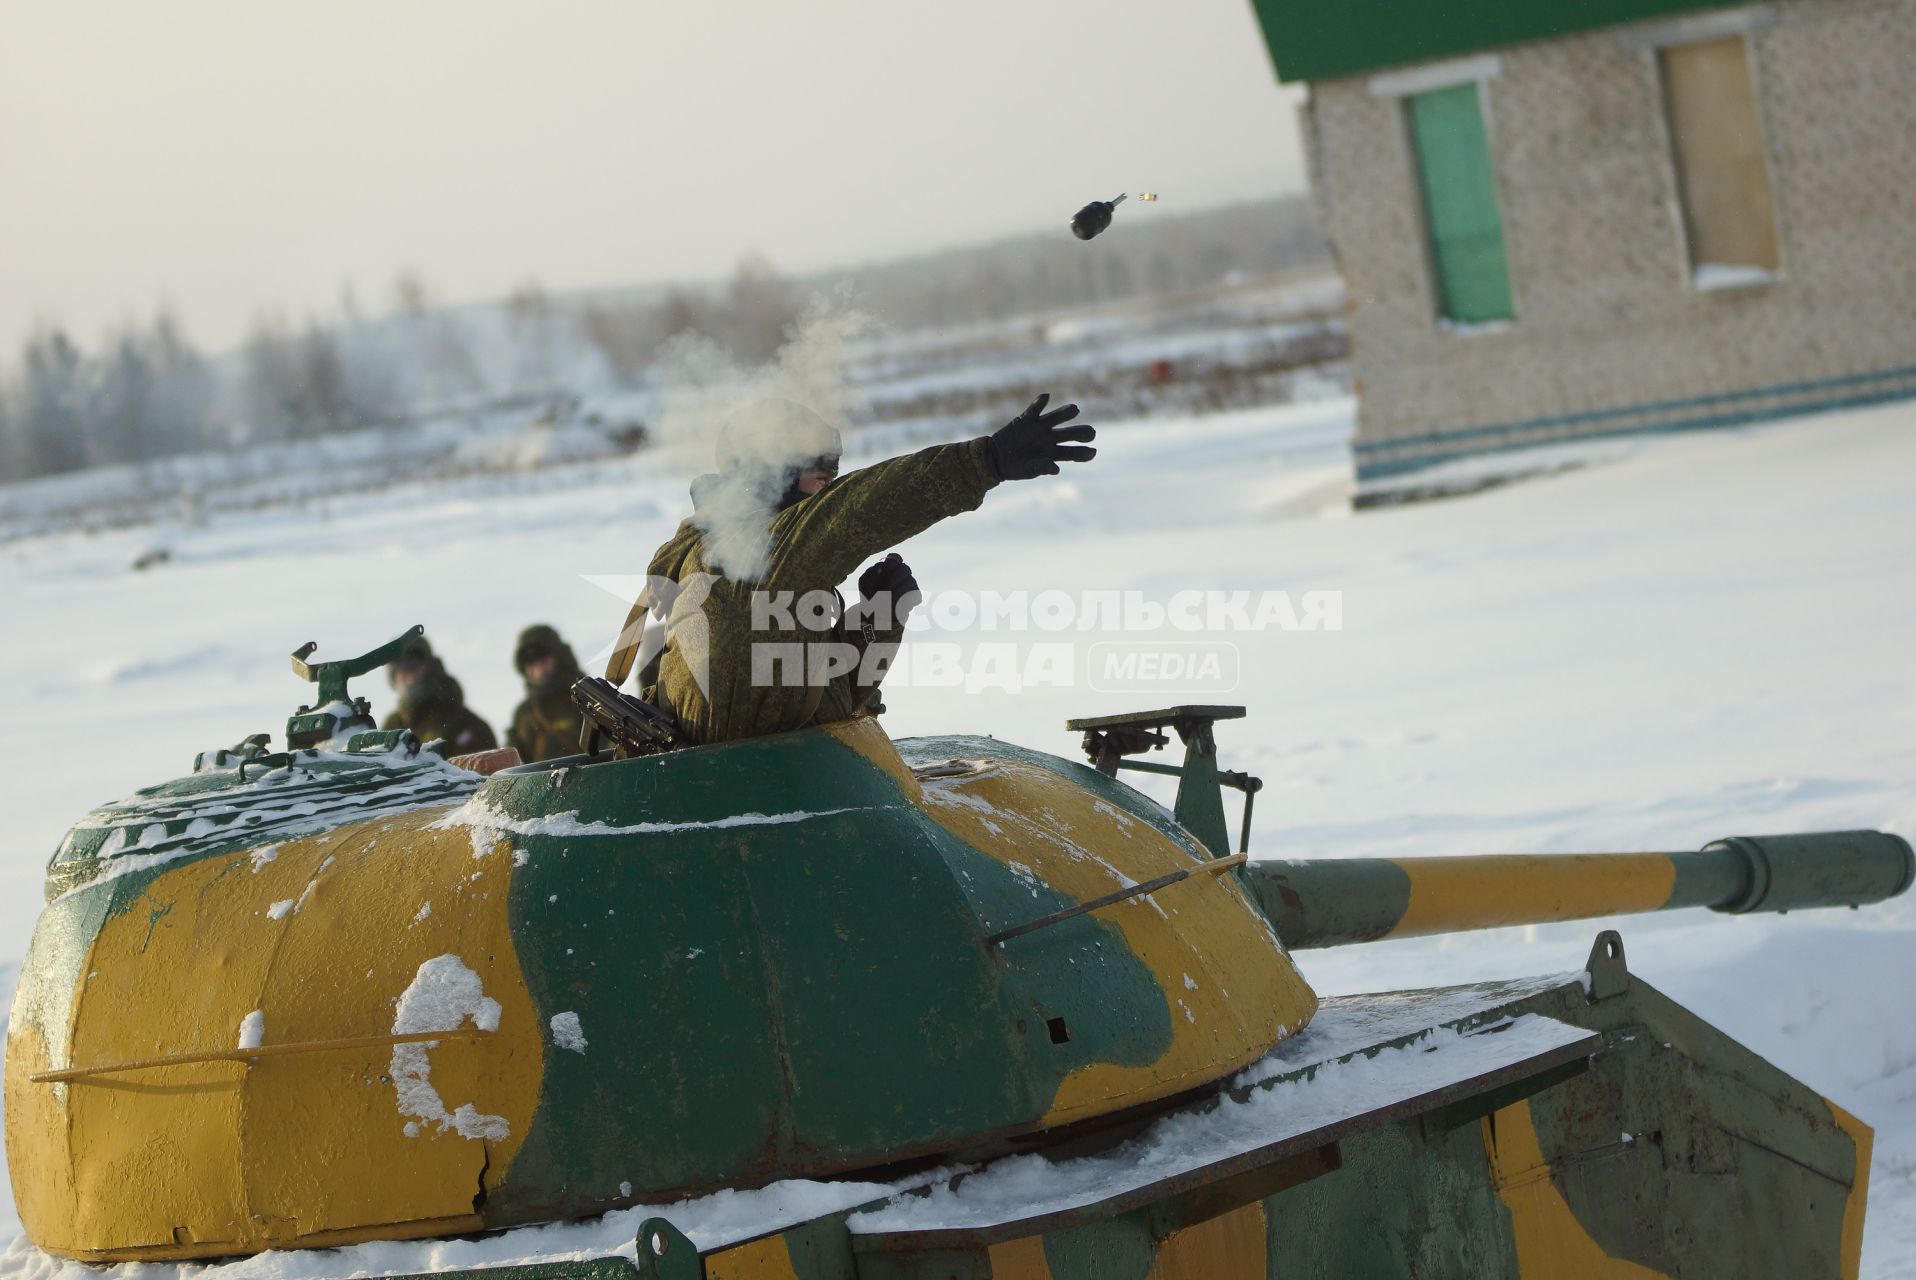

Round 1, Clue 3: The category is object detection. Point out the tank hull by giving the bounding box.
[642,941,1873,1280]
[37,939,1858,1280]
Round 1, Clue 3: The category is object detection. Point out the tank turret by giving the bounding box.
[8,669,1316,1262]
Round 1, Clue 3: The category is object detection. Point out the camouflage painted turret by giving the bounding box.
[4,637,1909,1280]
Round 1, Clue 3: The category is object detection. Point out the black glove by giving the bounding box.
[857,553,921,631]
[859,552,918,602]
[984,394,1097,481]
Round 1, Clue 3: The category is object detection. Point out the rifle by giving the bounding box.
[571,676,679,757]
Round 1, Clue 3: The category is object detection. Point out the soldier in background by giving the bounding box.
[508,624,586,763]
[382,634,498,755]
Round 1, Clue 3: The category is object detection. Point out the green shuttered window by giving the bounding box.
[1406,84,1515,324]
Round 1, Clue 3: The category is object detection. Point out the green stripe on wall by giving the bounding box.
[1250,0,1750,84]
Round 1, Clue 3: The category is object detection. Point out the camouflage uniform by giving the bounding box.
[381,638,498,756]
[507,625,587,764]
[637,439,999,745]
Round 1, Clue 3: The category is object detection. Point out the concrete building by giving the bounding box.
[1250,0,1916,479]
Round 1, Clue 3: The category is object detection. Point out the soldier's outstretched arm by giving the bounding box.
[771,395,1096,586]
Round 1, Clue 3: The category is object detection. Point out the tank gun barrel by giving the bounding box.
[1245,829,1914,949]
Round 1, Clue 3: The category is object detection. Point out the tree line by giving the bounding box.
[0,260,811,485]
[0,194,1327,485]
[1,315,220,481]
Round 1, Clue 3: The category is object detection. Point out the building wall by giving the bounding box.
[1303,0,1916,476]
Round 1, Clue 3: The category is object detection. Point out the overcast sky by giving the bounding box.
[0,1,1307,357]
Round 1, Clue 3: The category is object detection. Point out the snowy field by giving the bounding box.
[1,392,1914,1275]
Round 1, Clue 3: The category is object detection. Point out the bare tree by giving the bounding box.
[656,288,711,346]
[581,302,665,383]
[239,314,304,443]
[725,252,797,363]
[373,270,478,409]
[393,270,432,317]
[506,278,564,394]
[88,327,156,466]
[0,386,24,482]
[144,310,217,456]
[295,322,366,433]
[18,326,91,474]
[391,268,482,405]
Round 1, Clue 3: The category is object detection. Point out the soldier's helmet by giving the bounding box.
[387,632,439,689]
[387,632,454,712]
[515,624,581,687]
[715,399,842,509]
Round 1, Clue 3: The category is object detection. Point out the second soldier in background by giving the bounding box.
[507,624,586,763]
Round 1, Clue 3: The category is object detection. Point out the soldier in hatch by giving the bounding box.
[603,394,1095,746]
[381,633,498,755]
[507,624,588,763]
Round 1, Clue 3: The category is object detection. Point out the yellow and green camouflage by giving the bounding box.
[6,716,1312,1260]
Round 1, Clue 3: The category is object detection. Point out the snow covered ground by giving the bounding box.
[1,391,1913,1275]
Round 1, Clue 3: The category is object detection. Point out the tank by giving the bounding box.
[5,631,1910,1280]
